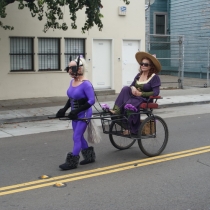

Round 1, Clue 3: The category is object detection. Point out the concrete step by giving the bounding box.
[94,89,115,96]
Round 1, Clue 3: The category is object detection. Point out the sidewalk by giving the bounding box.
[0,87,210,125]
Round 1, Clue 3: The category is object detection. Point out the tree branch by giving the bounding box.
[1,0,130,32]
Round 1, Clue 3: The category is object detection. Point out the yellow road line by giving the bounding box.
[0,146,210,196]
[0,145,209,192]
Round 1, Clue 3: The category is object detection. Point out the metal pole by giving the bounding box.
[178,36,184,89]
[181,36,185,89]
[145,6,150,52]
[207,38,210,87]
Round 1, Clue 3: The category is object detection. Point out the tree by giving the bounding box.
[0,0,130,33]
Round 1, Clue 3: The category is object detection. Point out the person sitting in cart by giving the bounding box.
[110,52,161,135]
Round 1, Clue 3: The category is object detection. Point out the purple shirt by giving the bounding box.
[67,80,95,118]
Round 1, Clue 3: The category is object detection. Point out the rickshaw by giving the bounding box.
[60,95,169,157]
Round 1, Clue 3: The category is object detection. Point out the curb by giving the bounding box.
[1,100,209,125]
[158,100,210,108]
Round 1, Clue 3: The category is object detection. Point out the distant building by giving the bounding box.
[146,0,210,81]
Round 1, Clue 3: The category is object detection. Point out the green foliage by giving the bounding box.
[0,0,14,29]
[0,0,130,33]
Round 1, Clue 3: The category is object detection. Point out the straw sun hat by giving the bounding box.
[135,51,161,72]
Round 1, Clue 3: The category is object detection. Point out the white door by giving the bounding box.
[93,39,111,89]
[122,40,141,86]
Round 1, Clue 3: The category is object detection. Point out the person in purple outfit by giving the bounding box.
[59,56,96,170]
[110,52,161,135]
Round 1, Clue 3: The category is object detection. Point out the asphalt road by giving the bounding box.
[0,105,210,210]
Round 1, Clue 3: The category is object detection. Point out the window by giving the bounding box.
[38,38,60,71]
[154,13,167,35]
[10,37,34,71]
[64,38,85,68]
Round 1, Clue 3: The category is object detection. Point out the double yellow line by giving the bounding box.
[1,145,210,196]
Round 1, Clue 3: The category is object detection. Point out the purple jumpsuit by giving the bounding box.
[67,80,95,155]
[113,73,161,134]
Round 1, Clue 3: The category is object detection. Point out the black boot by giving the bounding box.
[80,147,96,165]
[59,152,80,170]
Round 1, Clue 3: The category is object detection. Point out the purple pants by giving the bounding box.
[72,120,88,155]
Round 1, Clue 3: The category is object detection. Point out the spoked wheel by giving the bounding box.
[138,115,168,157]
[109,121,136,150]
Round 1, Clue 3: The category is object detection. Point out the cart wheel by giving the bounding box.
[138,115,168,157]
[109,121,136,150]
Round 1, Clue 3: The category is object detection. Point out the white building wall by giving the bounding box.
[0,0,145,100]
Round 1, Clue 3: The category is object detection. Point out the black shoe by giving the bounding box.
[80,147,96,165]
[59,152,80,170]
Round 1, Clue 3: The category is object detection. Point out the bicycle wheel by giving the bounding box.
[138,115,168,157]
[109,121,136,150]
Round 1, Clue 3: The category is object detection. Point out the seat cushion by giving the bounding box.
[140,103,158,109]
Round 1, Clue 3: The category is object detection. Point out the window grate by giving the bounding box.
[10,37,34,71]
[38,38,61,71]
[64,38,85,68]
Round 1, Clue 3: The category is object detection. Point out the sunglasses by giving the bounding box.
[140,62,150,67]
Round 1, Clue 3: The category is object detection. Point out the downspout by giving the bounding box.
[167,0,171,35]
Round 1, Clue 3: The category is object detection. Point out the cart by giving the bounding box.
[59,95,168,157]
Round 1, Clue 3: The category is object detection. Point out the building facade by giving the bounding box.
[0,0,145,100]
[146,0,210,82]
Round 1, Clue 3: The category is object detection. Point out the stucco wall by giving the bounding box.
[0,0,145,100]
